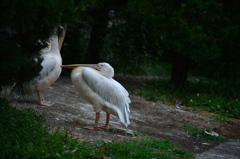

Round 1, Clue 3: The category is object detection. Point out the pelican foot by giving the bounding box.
[39,100,55,106]
[99,125,109,130]
[83,126,107,131]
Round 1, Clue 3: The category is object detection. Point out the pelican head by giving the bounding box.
[98,63,114,78]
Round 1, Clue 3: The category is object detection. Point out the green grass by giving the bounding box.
[0,98,96,159]
[133,130,152,137]
[99,138,193,159]
[0,98,193,159]
[182,124,226,141]
[129,79,240,119]
[210,115,234,124]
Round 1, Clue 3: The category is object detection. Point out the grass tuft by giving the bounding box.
[210,115,234,124]
[182,124,226,141]
[102,138,194,159]
[133,131,152,137]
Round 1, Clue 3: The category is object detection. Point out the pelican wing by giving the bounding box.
[82,68,130,105]
[82,68,131,126]
[37,56,57,81]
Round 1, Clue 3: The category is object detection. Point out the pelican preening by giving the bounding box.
[61,63,131,130]
[28,35,62,106]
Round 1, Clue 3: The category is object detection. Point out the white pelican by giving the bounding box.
[28,34,62,106]
[61,63,131,130]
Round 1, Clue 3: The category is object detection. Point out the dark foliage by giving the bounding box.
[101,0,240,94]
[0,0,89,95]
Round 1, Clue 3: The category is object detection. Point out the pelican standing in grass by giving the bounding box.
[61,63,131,130]
[28,34,62,106]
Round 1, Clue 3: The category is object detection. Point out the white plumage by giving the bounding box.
[28,35,62,106]
[62,63,130,130]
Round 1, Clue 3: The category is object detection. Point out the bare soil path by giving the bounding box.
[6,76,240,158]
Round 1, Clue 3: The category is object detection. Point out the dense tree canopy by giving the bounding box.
[0,0,239,97]
[101,0,240,92]
[0,0,96,93]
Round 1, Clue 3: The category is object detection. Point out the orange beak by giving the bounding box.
[61,64,100,70]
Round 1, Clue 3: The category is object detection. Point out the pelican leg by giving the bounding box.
[83,112,107,130]
[37,91,55,106]
[100,113,110,129]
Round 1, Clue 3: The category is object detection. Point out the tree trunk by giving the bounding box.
[170,53,189,89]
[86,2,109,63]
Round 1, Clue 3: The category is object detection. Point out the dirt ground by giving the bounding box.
[4,75,240,158]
